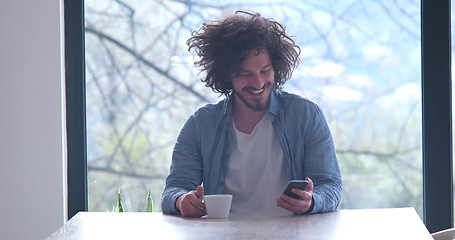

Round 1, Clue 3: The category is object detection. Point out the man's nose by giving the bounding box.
[250,73,264,88]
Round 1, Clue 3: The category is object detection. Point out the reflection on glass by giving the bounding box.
[85,0,421,213]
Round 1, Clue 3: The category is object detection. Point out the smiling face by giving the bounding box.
[230,49,275,113]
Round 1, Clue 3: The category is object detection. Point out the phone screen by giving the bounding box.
[283,180,309,199]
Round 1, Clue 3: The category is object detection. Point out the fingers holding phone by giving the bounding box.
[283,179,309,199]
[276,177,314,214]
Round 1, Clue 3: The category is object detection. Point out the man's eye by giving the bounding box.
[262,69,272,74]
[239,72,250,77]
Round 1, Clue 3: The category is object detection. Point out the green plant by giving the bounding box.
[146,190,153,212]
[116,190,124,212]
[112,189,153,212]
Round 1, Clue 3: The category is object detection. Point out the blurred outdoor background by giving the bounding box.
[84,0,422,214]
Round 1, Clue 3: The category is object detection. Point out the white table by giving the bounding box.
[46,208,433,240]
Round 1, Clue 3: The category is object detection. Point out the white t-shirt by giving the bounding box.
[224,113,289,212]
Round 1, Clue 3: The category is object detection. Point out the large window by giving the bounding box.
[84,0,422,214]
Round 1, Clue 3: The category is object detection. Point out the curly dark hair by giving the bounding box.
[187,10,301,96]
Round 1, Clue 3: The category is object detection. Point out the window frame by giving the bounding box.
[421,0,453,233]
[65,0,453,233]
[64,0,87,219]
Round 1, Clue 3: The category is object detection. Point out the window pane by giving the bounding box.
[85,0,421,213]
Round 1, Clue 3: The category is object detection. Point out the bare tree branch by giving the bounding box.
[86,26,210,102]
[89,165,168,180]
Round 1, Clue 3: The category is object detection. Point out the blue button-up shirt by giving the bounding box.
[161,90,342,214]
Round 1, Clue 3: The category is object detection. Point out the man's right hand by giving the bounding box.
[175,185,206,217]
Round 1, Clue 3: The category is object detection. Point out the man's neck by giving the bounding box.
[232,101,268,134]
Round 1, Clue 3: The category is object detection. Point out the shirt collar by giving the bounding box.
[223,94,233,116]
[269,90,280,117]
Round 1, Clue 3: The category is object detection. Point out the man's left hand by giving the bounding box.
[276,177,314,214]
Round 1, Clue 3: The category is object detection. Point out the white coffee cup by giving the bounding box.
[203,194,233,219]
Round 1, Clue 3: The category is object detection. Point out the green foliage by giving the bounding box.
[113,189,154,212]
[117,190,124,212]
[146,190,153,212]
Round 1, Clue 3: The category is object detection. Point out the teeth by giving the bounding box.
[250,88,264,94]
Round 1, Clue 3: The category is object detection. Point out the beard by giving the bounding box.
[232,87,271,112]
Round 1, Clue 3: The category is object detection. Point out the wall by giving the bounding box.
[0,0,65,239]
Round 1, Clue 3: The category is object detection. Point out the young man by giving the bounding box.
[161,10,342,217]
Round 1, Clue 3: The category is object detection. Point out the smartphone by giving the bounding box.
[283,180,309,199]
